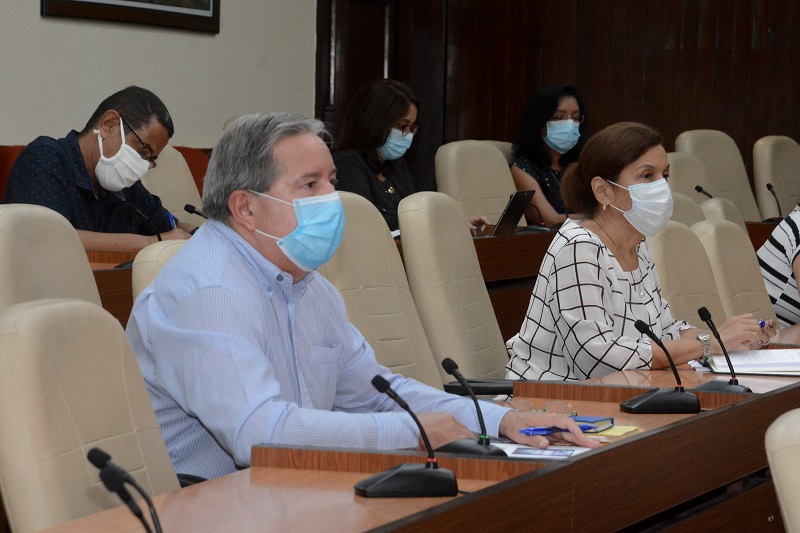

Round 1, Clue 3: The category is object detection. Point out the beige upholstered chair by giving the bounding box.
[691,219,778,323]
[481,140,514,164]
[699,196,747,232]
[671,192,705,226]
[398,191,509,385]
[766,408,800,532]
[666,151,710,203]
[139,145,206,228]
[647,220,726,327]
[223,115,243,131]
[753,135,800,220]
[316,192,443,389]
[675,130,762,221]
[0,299,179,533]
[434,140,518,224]
[0,204,101,309]
[132,240,187,300]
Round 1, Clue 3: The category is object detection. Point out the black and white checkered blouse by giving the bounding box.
[505,219,691,381]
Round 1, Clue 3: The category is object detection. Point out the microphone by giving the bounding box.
[122,202,160,235]
[353,375,458,498]
[438,358,504,456]
[695,185,713,198]
[184,203,208,219]
[692,307,752,393]
[619,321,701,414]
[87,448,163,533]
[766,183,783,220]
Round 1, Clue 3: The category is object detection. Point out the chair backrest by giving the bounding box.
[140,145,206,228]
[691,219,778,323]
[647,220,727,326]
[316,192,443,389]
[699,196,747,231]
[671,192,705,226]
[224,115,243,131]
[399,191,509,384]
[765,408,800,531]
[666,151,709,203]
[132,240,187,300]
[172,146,209,196]
[0,204,101,309]
[0,299,179,533]
[434,140,518,224]
[480,140,514,164]
[0,145,25,201]
[675,129,762,221]
[753,135,800,220]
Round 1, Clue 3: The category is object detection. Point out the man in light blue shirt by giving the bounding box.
[127,112,596,480]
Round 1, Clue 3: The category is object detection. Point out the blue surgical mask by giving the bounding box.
[378,128,413,160]
[250,190,345,272]
[543,120,581,154]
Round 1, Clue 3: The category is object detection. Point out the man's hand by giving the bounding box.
[499,411,601,449]
[417,412,477,451]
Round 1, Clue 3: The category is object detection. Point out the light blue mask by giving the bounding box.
[543,120,581,154]
[251,190,345,272]
[378,128,413,160]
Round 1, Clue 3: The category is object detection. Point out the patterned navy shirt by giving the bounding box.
[512,155,566,214]
[2,130,172,235]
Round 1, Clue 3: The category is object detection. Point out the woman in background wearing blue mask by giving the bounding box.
[333,78,487,233]
[511,84,588,228]
[505,122,774,382]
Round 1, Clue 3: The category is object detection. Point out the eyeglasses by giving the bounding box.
[394,122,418,137]
[504,399,577,417]
[120,115,157,168]
[550,114,585,124]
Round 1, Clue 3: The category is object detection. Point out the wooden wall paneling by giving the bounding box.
[709,1,737,134]
[642,0,677,144]
[486,0,510,141]
[504,0,532,145]
[729,0,754,169]
[693,0,720,130]
[445,0,478,142]
[579,1,613,132]
[675,0,700,146]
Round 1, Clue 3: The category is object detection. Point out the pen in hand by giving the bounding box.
[520,424,596,436]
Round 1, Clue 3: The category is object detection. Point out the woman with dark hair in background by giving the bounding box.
[333,78,487,233]
[511,84,588,227]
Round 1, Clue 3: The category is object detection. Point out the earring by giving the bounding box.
[602,204,607,211]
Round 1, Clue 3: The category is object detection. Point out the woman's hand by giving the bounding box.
[714,314,776,352]
[467,215,490,236]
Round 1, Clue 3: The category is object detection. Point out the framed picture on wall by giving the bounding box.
[41,0,220,34]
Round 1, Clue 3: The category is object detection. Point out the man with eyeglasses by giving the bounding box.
[2,86,194,251]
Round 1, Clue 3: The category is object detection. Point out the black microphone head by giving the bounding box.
[767,183,774,191]
[441,358,458,375]
[184,203,195,213]
[88,447,111,469]
[694,185,703,193]
[698,307,711,322]
[634,320,650,335]
[371,375,390,393]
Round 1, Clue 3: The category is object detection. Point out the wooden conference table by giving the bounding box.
[45,368,796,532]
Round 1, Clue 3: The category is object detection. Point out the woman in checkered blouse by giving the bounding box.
[505,122,775,381]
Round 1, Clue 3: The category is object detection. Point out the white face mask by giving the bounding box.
[607,179,673,237]
[94,116,150,192]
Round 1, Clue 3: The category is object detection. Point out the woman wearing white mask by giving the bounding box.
[511,85,587,228]
[505,122,774,381]
[333,78,488,233]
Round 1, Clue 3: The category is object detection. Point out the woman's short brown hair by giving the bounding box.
[561,122,663,215]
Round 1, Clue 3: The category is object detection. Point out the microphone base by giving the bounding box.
[354,463,458,498]
[619,388,701,414]
[693,380,752,394]
[435,438,507,456]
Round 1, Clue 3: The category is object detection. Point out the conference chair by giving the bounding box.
[666,151,711,204]
[753,135,800,220]
[674,129,762,221]
[671,192,705,226]
[765,408,800,532]
[316,192,443,389]
[434,140,518,224]
[0,145,24,200]
[0,204,101,309]
[481,140,514,165]
[223,115,243,130]
[173,146,210,196]
[398,191,509,385]
[699,196,747,232]
[0,298,179,533]
[132,240,187,300]
[691,219,778,324]
[139,145,206,228]
[647,220,727,327]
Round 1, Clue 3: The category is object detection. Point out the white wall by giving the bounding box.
[0,1,316,148]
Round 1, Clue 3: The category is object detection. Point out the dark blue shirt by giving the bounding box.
[512,155,566,215]
[2,130,172,235]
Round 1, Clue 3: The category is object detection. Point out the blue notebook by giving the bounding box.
[570,415,614,433]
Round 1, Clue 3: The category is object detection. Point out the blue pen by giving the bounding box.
[520,423,596,436]
[759,320,766,329]
[168,213,177,230]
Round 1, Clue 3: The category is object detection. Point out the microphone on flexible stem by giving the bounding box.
[88,448,163,533]
[765,183,783,222]
[521,199,552,234]
[184,203,208,219]
[122,202,160,235]
[695,185,714,199]
[619,321,701,414]
[354,375,458,498]
[437,358,505,456]
[692,307,752,394]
